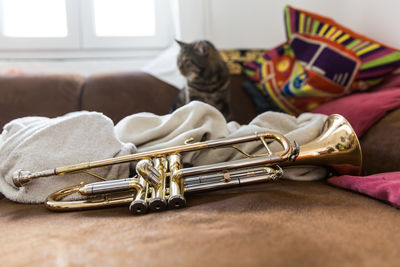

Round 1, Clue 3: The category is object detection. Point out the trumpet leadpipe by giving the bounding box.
[13,131,292,188]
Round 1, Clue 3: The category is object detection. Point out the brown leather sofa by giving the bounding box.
[0,72,399,267]
[1,72,398,174]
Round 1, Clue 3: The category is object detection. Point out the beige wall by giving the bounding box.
[177,0,400,49]
[1,0,398,75]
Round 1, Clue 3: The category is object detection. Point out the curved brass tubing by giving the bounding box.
[45,180,142,211]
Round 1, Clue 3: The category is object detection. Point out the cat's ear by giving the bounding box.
[194,41,210,56]
[175,39,188,47]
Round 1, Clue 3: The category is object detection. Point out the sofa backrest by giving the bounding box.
[0,72,258,128]
[0,74,84,128]
[81,72,179,123]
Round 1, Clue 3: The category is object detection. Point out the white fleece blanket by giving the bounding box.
[0,101,328,203]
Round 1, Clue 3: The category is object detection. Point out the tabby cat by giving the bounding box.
[172,40,232,121]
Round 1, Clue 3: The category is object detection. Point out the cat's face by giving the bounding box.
[176,40,219,79]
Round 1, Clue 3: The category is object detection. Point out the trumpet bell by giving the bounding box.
[287,114,362,176]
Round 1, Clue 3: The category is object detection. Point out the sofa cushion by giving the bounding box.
[361,108,400,175]
[1,180,399,266]
[81,72,179,124]
[0,74,84,127]
[82,72,258,125]
[230,75,258,124]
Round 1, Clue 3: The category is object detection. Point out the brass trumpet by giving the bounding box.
[12,114,362,215]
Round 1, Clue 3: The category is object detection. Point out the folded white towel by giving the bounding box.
[0,111,135,203]
[0,102,328,203]
[116,101,328,180]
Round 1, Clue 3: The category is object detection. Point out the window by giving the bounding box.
[93,0,155,37]
[2,0,68,38]
[0,0,172,52]
[80,0,171,49]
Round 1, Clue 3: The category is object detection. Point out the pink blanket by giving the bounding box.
[312,74,400,208]
[329,173,400,208]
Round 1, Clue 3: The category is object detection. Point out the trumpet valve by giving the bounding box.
[149,197,167,212]
[168,194,186,209]
[129,176,149,215]
[168,154,186,210]
[129,199,148,215]
[136,159,161,187]
[148,157,168,212]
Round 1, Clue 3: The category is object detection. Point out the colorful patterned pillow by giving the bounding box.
[244,6,400,115]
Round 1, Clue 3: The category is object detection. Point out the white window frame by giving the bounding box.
[0,0,173,54]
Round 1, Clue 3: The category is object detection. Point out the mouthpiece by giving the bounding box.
[12,169,32,187]
[12,169,56,187]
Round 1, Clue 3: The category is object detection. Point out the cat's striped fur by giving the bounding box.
[172,40,232,121]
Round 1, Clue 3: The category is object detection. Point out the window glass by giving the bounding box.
[93,0,155,37]
[2,0,68,37]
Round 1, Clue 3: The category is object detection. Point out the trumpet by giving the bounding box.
[12,114,362,215]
